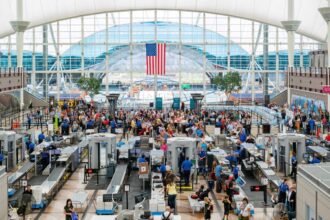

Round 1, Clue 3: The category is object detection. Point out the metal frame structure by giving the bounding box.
[0,9,322,102]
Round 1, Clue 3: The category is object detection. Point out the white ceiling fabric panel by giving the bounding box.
[0,0,328,42]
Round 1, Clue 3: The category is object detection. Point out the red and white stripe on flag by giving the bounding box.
[157,43,166,75]
[146,43,166,75]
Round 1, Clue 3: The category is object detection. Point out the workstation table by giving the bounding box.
[149,172,165,213]
[254,161,281,189]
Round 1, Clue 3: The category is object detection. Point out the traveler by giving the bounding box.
[181,157,193,186]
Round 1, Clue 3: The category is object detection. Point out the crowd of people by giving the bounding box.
[22,101,302,220]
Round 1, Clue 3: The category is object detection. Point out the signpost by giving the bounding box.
[124,184,130,209]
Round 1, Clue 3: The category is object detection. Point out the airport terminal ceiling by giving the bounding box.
[0,0,329,42]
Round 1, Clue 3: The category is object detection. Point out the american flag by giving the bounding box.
[146,43,166,75]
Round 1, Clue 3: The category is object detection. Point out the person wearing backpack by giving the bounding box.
[161,206,173,220]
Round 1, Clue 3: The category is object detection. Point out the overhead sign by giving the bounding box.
[322,86,330,93]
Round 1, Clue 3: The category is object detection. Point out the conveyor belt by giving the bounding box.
[48,167,66,182]
[106,164,127,194]
[8,161,35,185]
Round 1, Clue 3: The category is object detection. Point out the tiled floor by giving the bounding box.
[26,167,275,220]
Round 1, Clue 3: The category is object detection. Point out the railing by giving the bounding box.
[0,67,24,74]
[24,87,47,101]
[0,106,50,130]
[204,105,280,125]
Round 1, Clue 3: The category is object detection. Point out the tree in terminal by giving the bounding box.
[212,71,242,98]
[78,77,101,97]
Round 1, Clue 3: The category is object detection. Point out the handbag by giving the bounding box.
[71,212,79,220]
[210,172,216,181]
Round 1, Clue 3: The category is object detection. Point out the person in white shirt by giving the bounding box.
[267,153,276,169]
[239,197,254,220]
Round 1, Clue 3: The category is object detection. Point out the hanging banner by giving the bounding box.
[322,85,330,94]
[190,98,195,110]
[156,97,163,110]
[173,98,180,110]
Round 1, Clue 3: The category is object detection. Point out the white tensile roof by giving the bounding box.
[0,0,328,42]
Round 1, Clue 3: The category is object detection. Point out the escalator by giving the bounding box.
[23,88,48,108]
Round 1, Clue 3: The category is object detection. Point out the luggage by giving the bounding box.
[17,205,26,216]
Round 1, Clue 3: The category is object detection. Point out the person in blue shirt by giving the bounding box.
[159,163,167,179]
[196,129,203,138]
[86,119,94,129]
[0,153,3,166]
[309,118,316,135]
[38,132,45,144]
[28,142,35,154]
[215,163,222,180]
[181,157,193,186]
[61,119,70,135]
[27,114,32,130]
[198,150,206,175]
[226,154,238,170]
[138,154,146,163]
[110,119,116,134]
[278,178,289,203]
[201,142,207,152]
[233,165,239,180]
[290,152,298,178]
[239,129,247,143]
[215,120,221,128]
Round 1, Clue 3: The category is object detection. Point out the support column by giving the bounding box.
[42,25,48,101]
[263,24,269,106]
[32,28,36,91]
[130,11,133,85]
[203,13,206,98]
[56,22,61,102]
[227,17,231,73]
[281,0,300,106]
[105,13,110,95]
[179,11,182,100]
[299,35,304,67]
[319,2,330,111]
[81,17,85,77]
[275,28,280,92]
[10,0,30,111]
[8,36,12,68]
[251,22,255,104]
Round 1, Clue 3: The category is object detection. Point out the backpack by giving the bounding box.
[162,212,172,220]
